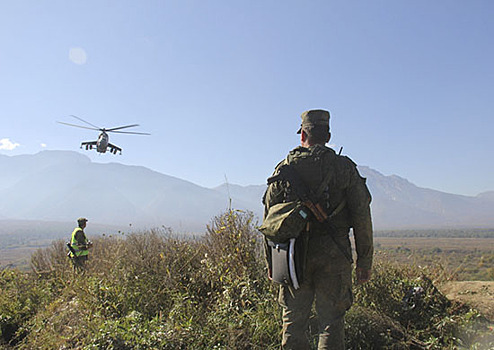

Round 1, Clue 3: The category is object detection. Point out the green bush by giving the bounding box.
[0,268,61,347]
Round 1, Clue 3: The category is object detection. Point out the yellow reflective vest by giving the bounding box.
[70,227,89,258]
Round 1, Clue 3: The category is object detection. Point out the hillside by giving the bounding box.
[1,150,493,232]
[1,212,492,349]
[0,151,228,231]
[360,166,494,229]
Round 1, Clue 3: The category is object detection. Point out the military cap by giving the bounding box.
[77,217,88,224]
[296,109,330,134]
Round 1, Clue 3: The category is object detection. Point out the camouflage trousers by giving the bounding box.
[278,234,353,350]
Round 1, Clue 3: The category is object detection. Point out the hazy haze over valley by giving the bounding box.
[1,151,493,233]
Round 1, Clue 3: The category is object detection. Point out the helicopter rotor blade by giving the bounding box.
[60,116,150,134]
[105,124,141,131]
[107,130,151,135]
[57,121,100,131]
[69,115,102,130]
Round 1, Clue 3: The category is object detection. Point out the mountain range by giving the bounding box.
[1,150,493,233]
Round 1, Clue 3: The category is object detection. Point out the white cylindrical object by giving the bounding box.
[288,238,299,289]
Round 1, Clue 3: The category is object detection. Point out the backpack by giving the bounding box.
[258,201,310,243]
[259,146,335,243]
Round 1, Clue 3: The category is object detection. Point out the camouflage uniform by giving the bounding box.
[263,111,373,350]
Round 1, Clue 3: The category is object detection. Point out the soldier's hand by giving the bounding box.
[356,267,371,285]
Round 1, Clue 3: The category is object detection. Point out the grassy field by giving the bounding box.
[0,239,55,270]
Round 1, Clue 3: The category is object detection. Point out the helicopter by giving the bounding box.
[58,115,150,154]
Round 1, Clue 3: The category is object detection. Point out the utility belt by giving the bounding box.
[307,221,347,238]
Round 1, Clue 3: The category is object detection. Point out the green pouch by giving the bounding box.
[258,201,310,243]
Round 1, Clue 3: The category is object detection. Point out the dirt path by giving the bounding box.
[439,281,494,321]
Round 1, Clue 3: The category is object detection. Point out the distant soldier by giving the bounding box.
[262,109,374,349]
[68,217,93,271]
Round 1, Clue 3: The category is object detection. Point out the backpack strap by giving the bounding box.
[315,166,333,199]
[314,152,347,215]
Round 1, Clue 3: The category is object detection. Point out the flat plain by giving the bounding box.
[373,236,494,281]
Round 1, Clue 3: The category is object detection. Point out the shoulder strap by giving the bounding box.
[315,154,347,218]
[315,167,333,199]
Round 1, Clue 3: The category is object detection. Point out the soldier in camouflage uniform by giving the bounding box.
[263,109,373,350]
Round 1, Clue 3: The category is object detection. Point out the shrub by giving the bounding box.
[0,268,56,346]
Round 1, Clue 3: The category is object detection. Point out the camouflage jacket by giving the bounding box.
[263,144,374,270]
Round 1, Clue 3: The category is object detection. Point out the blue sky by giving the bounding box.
[1,1,493,196]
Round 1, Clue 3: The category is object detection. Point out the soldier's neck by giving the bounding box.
[301,141,324,148]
